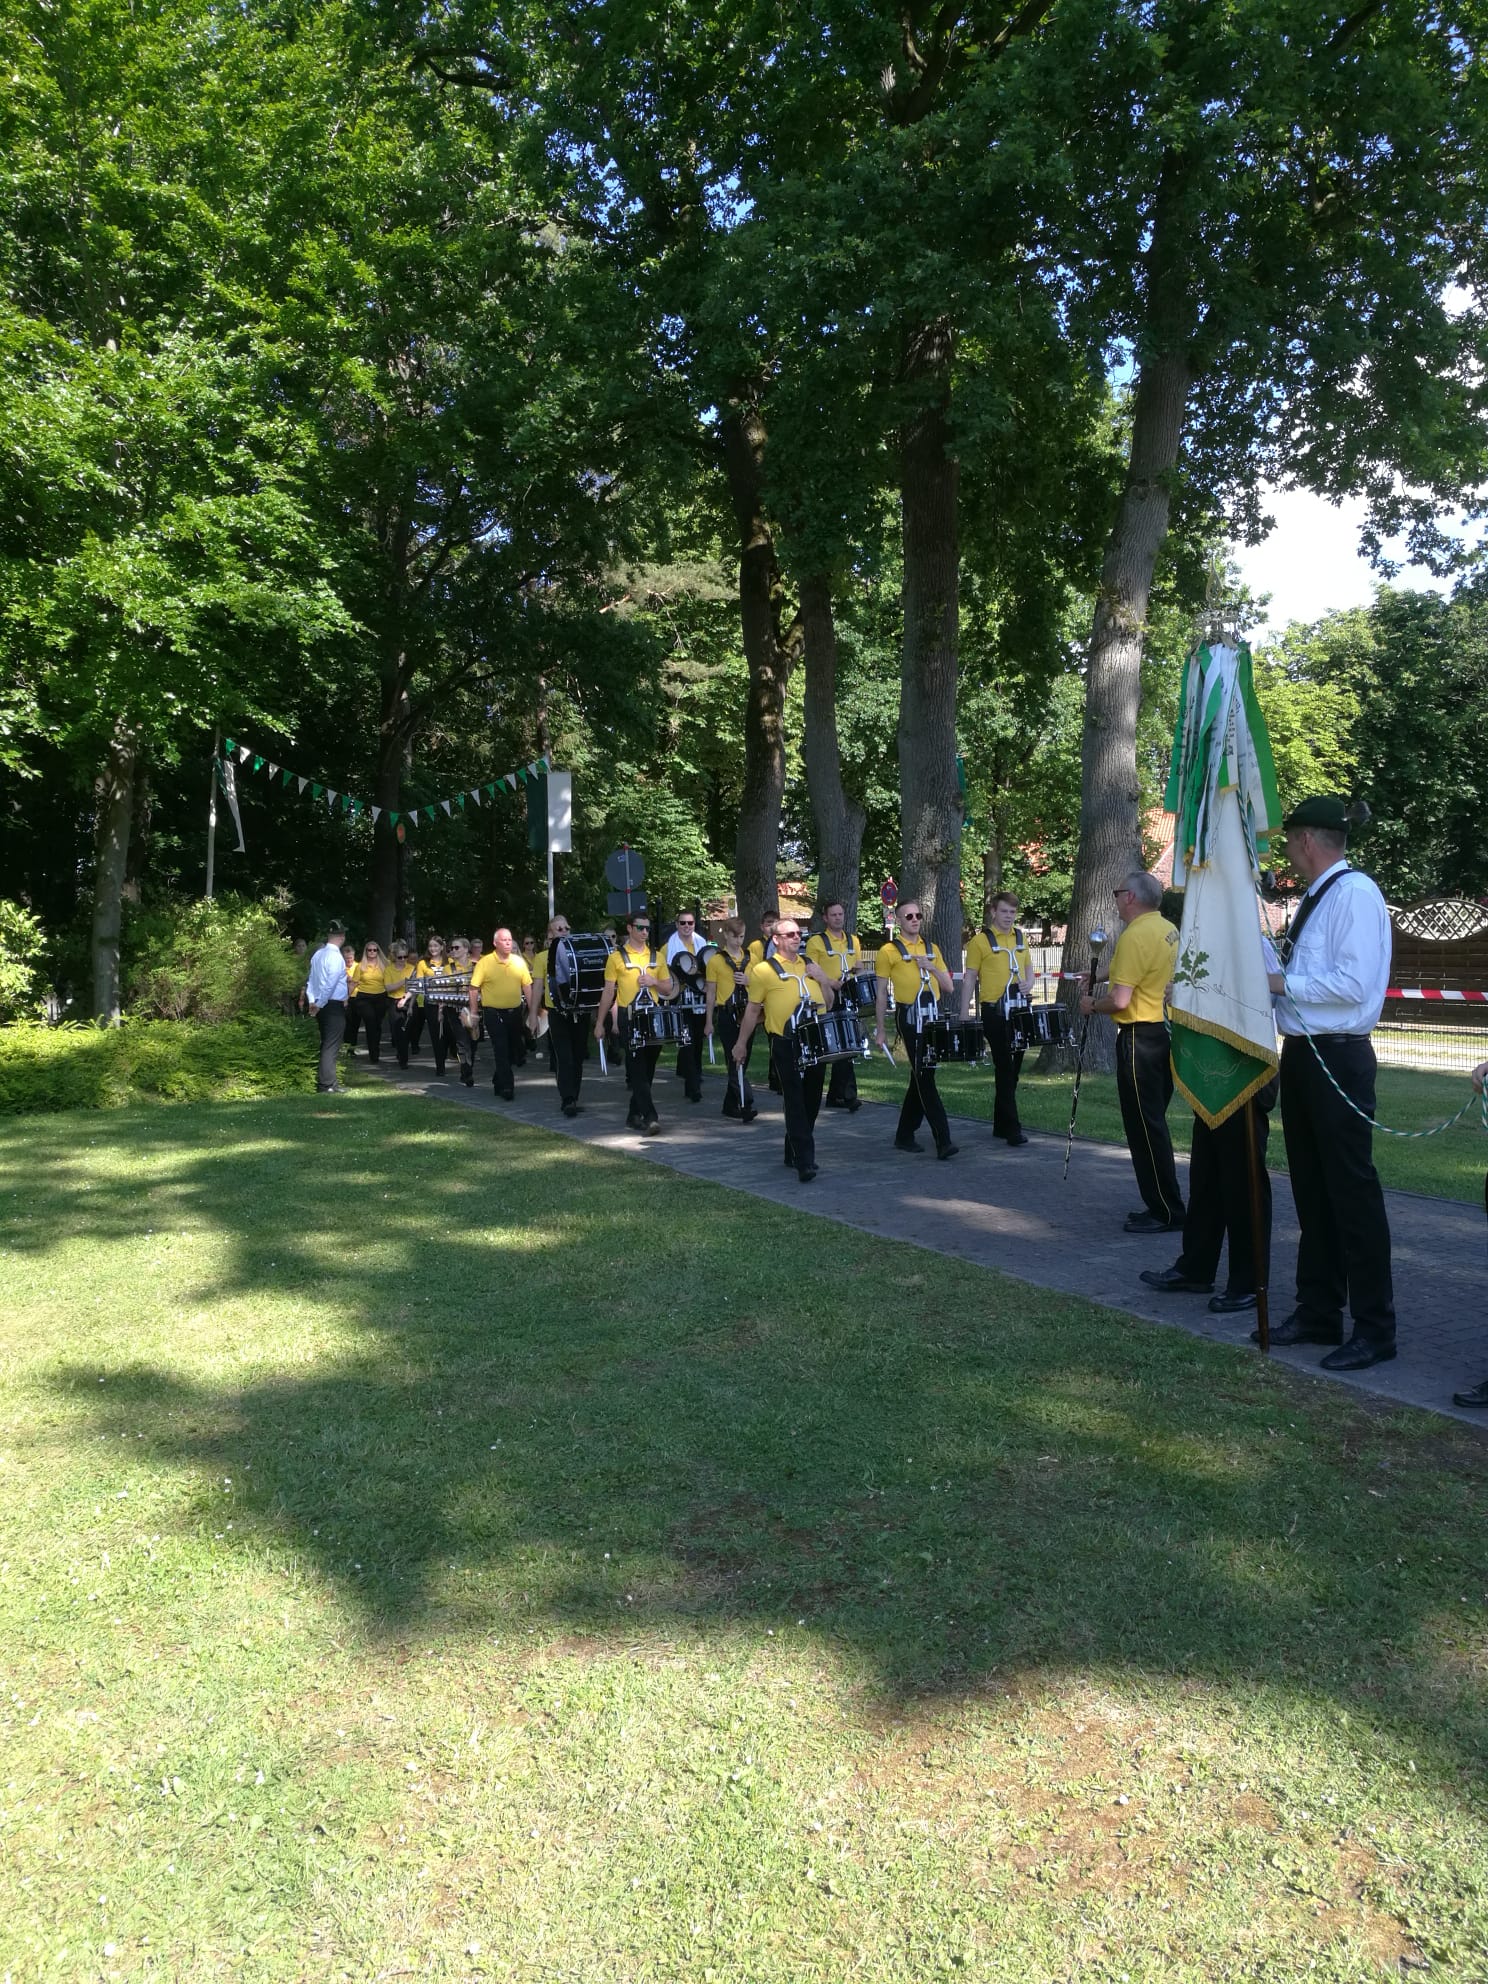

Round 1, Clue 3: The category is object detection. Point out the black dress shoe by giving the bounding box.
[894,1137,924,1153]
[642,1120,663,1137]
[824,1097,849,1110]
[741,1105,758,1123]
[1005,1131,1029,1147]
[797,1166,818,1183]
[1123,1211,1184,1234]
[1252,1311,1343,1347]
[1208,1290,1257,1314]
[846,1098,862,1113]
[561,1102,579,1118]
[937,1142,959,1160]
[1139,1267,1214,1295]
[1320,1337,1396,1372]
[1452,1377,1488,1407]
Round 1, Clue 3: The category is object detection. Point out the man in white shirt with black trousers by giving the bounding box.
[1266,796,1395,1371]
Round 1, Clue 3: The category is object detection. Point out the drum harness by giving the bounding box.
[890,937,942,1103]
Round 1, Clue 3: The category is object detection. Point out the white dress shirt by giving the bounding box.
[305,939,349,1009]
[1275,861,1391,1038]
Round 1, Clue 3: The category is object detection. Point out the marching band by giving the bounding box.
[329,898,1071,1184]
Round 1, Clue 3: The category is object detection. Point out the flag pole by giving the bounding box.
[206,727,219,901]
[1243,1097,1270,1354]
[1062,926,1108,1183]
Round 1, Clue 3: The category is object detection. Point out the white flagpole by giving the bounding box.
[205,727,219,900]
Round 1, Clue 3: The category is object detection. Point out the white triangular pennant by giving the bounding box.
[237,746,250,764]
[267,762,278,779]
[470,787,481,807]
[371,806,381,823]
[326,788,337,808]
[406,811,417,829]
[297,777,307,795]
[441,799,452,816]
[506,772,518,790]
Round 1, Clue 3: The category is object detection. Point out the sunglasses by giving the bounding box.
[901,912,922,921]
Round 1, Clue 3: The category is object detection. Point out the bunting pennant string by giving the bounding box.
[218,737,551,830]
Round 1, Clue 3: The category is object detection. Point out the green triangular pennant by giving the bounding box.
[389,811,399,827]
[425,806,435,822]
[252,755,264,773]
[281,768,293,787]
[311,783,323,799]
[516,767,528,785]
[485,783,496,798]
[223,736,235,754]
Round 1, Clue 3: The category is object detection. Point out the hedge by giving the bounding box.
[0,1017,322,1114]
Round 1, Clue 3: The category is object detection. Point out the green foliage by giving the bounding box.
[0,899,47,1021]
[125,895,304,1022]
[0,1016,315,1114]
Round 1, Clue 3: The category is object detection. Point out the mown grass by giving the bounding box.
[2,1090,1486,1981]
[843,1055,1488,1206]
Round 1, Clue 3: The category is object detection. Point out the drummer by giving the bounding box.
[595,912,675,1136]
[732,918,836,1184]
[664,910,710,1104]
[705,917,757,1121]
[874,902,957,1160]
[527,914,589,1118]
[960,890,1035,1147]
[806,899,865,1113]
[384,940,416,1067]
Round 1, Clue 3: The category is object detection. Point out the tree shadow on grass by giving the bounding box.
[9,1094,1488,1801]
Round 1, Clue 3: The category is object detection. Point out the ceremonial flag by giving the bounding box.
[217,755,246,854]
[1164,640,1283,1127]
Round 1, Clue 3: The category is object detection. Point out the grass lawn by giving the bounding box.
[2,1090,1486,1981]
[848,1055,1488,1205]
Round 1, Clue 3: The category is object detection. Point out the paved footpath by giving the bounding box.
[372,1050,1488,1428]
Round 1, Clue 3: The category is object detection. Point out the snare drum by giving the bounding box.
[1027,1003,1072,1050]
[626,1000,686,1047]
[790,1009,871,1069]
[842,969,878,1015]
[1005,1002,1040,1054]
[924,1016,986,1065]
[547,933,614,1015]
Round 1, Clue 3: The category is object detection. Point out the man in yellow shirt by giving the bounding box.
[874,902,957,1159]
[960,890,1035,1146]
[595,912,674,1135]
[1080,870,1183,1232]
[732,918,835,1182]
[806,899,864,1113]
[704,917,757,1121]
[469,927,532,1101]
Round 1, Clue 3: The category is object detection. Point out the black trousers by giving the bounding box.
[344,1000,361,1052]
[772,1034,824,1174]
[357,992,388,1064]
[983,1008,1025,1139]
[675,1005,706,1100]
[315,1001,346,1090]
[406,1005,427,1058]
[1175,1082,1275,1294]
[623,1028,662,1124]
[1280,1034,1395,1345]
[437,1006,473,1080]
[895,1011,951,1151]
[1116,1020,1183,1223]
[715,1003,755,1116]
[482,1005,524,1097]
[390,998,413,1067]
[826,1011,860,1107]
[549,1011,589,1106]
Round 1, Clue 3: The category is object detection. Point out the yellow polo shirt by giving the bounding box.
[1108,912,1179,1025]
[470,951,532,1010]
[964,928,1029,1005]
[356,959,387,995]
[875,937,947,1007]
[604,943,672,1009]
[383,960,415,999]
[707,947,749,1000]
[805,931,861,984]
[747,958,826,1036]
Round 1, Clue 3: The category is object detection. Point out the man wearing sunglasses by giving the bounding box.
[664,911,710,1103]
[874,903,958,1159]
[1081,871,1183,1233]
[595,912,675,1135]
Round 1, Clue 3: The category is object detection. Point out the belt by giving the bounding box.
[1283,1031,1369,1043]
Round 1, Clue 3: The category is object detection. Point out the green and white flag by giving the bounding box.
[1163,640,1283,1127]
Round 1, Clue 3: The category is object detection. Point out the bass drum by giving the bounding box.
[547,933,614,1015]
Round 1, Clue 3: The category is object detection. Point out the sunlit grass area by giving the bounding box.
[2,1090,1486,1980]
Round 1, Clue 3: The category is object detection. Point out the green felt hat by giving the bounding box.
[1282,794,1369,834]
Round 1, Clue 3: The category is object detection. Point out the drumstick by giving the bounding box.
[708,1034,715,1065]
[598,1035,608,1077]
[880,1042,897,1068]
[737,1063,746,1111]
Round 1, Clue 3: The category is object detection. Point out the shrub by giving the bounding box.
[127,894,304,1022]
[0,900,47,1021]
[0,1016,320,1114]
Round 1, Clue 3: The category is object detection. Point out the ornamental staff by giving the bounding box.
[1264,795,1396,1372]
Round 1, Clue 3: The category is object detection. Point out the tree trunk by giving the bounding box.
[721,393,799,939]
[91,719,140,1022]
[898,318,963,964]
[369,667,412,949]
[1061,166,1194,1069]
[800,573,866,930]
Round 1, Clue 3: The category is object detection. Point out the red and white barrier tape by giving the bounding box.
[1385,987,1488,1002]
